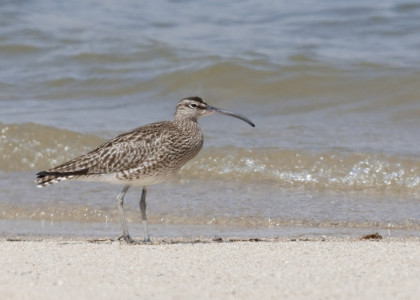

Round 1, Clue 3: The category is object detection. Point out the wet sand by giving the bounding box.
[1,237,419,299]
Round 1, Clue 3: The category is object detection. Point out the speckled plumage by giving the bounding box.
[36,96,255,243]
[36,99,206,187]
[36,120,203,186]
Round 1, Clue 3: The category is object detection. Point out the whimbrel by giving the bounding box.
[36,96,255,243]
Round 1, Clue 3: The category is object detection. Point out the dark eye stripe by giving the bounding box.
[184,101,206,110]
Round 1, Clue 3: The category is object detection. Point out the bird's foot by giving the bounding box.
[117,234,137,244]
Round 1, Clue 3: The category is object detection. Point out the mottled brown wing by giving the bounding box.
[48,121,179,174]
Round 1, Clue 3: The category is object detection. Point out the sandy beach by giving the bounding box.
[0,237,419,300]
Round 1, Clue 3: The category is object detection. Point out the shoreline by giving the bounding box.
[3,234,420,243]
[1,237,419,299]
[2,217,420,241]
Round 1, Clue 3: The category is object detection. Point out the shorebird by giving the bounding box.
[36,96,255,243]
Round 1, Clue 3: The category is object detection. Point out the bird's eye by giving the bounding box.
[189,103,198,108]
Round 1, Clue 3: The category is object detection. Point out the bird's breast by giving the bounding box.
[169,123,204,168]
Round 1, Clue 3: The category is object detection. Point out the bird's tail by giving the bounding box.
[36,170,88,187]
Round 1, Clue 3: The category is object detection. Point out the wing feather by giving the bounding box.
[47,121,178,174]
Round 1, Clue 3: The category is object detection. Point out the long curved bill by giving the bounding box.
[206,106,255,127]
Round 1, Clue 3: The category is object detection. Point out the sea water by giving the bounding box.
[1,0,419,239]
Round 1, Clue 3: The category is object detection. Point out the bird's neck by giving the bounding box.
[173,117,200,130]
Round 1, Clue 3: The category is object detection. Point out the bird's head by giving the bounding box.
[174,96,255,127]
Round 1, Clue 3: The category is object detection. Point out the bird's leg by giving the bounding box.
[116,184,136,244]
[139,186,150,242]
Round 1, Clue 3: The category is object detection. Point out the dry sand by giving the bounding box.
[0,237,419,300]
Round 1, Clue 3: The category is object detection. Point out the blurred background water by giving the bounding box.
[0,0,419,239]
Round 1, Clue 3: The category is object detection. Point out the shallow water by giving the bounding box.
[0,0,419,238]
